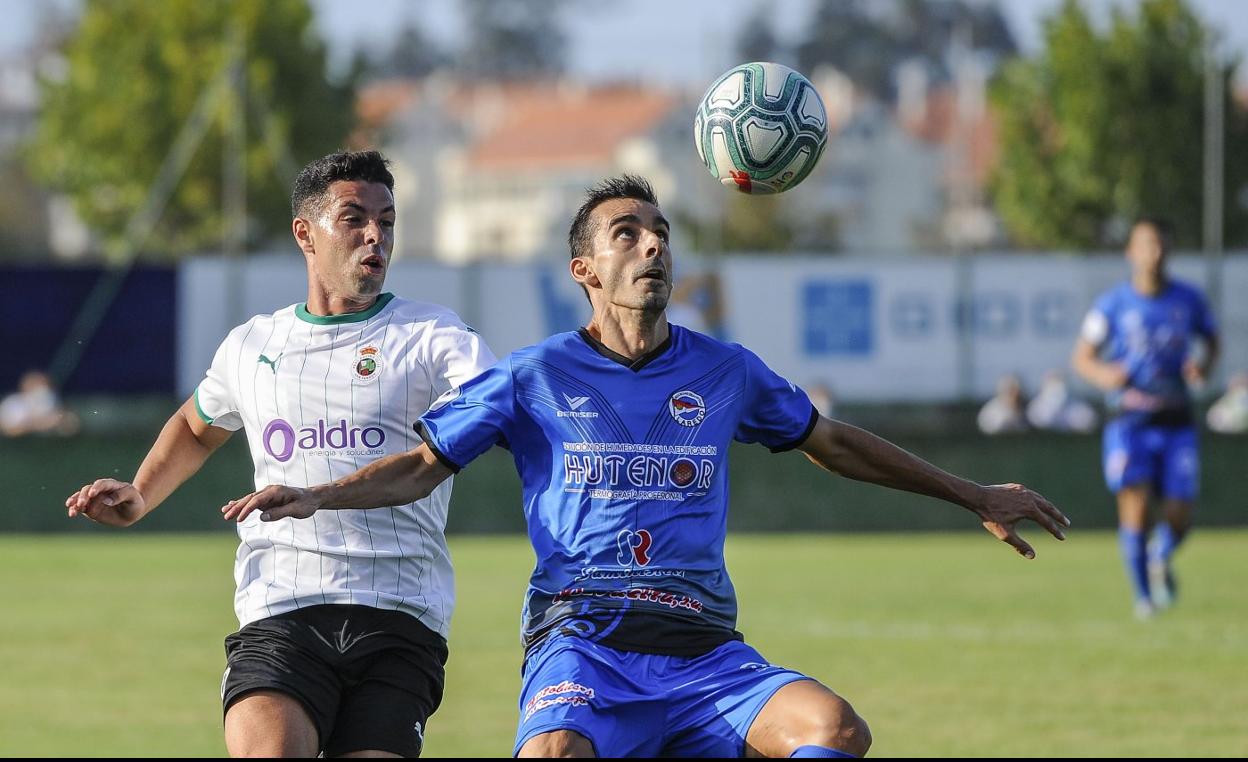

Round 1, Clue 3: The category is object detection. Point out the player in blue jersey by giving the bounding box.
[224,176,1070,758]
[1072,217,1219,620]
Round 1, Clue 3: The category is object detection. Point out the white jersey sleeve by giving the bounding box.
[195,325,246,431]
[421,318,498,400]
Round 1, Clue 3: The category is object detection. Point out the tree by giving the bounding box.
[27,0,354,259]
[991,0,1248,249]
[355,15,446,82]
[456,0,566,81]
[797,0,1016,100]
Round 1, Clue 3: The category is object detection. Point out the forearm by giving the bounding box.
[801,418,983,511]
[1072,354,1120,391]
[309,447,446,510]
[132,408,226,516]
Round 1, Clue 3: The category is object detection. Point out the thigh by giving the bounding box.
[662,641,811,758]
[514,637,664,758]
[1160,426,1200,502]
[222,615,343,751]
[744,679,870,758]
[326,609,449,758]
[225,689,320,757]
[1104,420,1153,494]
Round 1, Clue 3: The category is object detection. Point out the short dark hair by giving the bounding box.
[568,175,659,260]
[291,150,394,218]
[1131,216,1175,252]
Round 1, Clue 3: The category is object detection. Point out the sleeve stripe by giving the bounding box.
[769,404,820,453]
[413,421,462,474]
[193,388,215,425]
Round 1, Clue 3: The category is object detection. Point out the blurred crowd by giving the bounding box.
[976,370,1248,436]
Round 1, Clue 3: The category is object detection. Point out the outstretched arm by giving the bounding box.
[1072,337,1127,392]
[65,396,232,526]
[797,416,1070,558]
[221,442,453,523]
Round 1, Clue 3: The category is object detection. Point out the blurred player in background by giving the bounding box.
[225,175,1069,758]
[65,150,496,757]
[1072,217,1219,620]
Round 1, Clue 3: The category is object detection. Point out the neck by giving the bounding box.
[585,305,669,360]
[305,283,379,316]
[1131,271,1165,297]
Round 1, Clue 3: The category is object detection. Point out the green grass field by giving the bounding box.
[1,530,1244,757]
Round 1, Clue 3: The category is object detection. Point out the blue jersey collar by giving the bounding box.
[577,327,673,372]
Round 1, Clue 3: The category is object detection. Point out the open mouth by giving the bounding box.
[635,267,667,283]
[360,254,386,275]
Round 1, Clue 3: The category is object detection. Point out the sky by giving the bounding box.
[1,0,1246,85]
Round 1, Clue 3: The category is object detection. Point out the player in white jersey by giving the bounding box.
[65,151,496,757]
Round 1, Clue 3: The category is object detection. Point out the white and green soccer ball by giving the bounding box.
[694,62,828,194]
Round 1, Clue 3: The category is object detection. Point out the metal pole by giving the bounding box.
[224,18,247,328]
[1202,24,1224,389]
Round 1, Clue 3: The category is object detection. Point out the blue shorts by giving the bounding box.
[1102,420,1199,500]
[513,636,812,757]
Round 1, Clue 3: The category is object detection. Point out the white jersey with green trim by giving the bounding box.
[194,293,496,637]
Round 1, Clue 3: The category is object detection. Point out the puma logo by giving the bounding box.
[258,353,283,372]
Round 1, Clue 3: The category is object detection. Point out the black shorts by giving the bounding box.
[222,604,448,757]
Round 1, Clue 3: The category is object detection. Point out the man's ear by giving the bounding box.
[292,217,315,257]
[570,256,600,288]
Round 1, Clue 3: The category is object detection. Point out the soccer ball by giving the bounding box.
[693,62,828,194]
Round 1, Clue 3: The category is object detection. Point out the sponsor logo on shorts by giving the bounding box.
[524,680,596,721]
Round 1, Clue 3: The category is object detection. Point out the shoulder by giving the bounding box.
[1094,282,1130,310]
[222,305,295,345]
[384,297,482,344]
[1166,279,1208,305]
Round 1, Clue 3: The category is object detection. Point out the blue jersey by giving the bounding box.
[417,326,816,656]
[1080,279,1217,422]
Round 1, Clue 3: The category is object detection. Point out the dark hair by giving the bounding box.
[568,175,659,260]
[291,150,394,218]
[1131,216,1175,252]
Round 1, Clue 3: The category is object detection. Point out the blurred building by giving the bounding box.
[355,77,690,263]
[354,60,1001,263]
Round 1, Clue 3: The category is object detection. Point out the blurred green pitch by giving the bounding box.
[1,531,1244,757]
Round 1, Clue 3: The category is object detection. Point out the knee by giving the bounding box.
[517,730,594,758]
[805,700,872,758]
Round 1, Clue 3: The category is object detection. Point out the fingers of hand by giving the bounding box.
[985,521,1035,559]
[221,492,257,522]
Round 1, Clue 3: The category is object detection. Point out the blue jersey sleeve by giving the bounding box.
[415,359,516,472]
[733,348,818,452]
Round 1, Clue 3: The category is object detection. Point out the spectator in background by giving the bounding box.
[977,373,1029,435]
[1207,373,1248,434]
[1027,369,1098,433]
[807,381,837,419]
[666,270,724,338]
[0,370,79,437]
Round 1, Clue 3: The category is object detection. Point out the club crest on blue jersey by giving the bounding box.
[352,345,383,383]
[669,390,706,427]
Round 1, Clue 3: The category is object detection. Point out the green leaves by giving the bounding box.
[991,0,1247,249]
[27,0,354,260]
